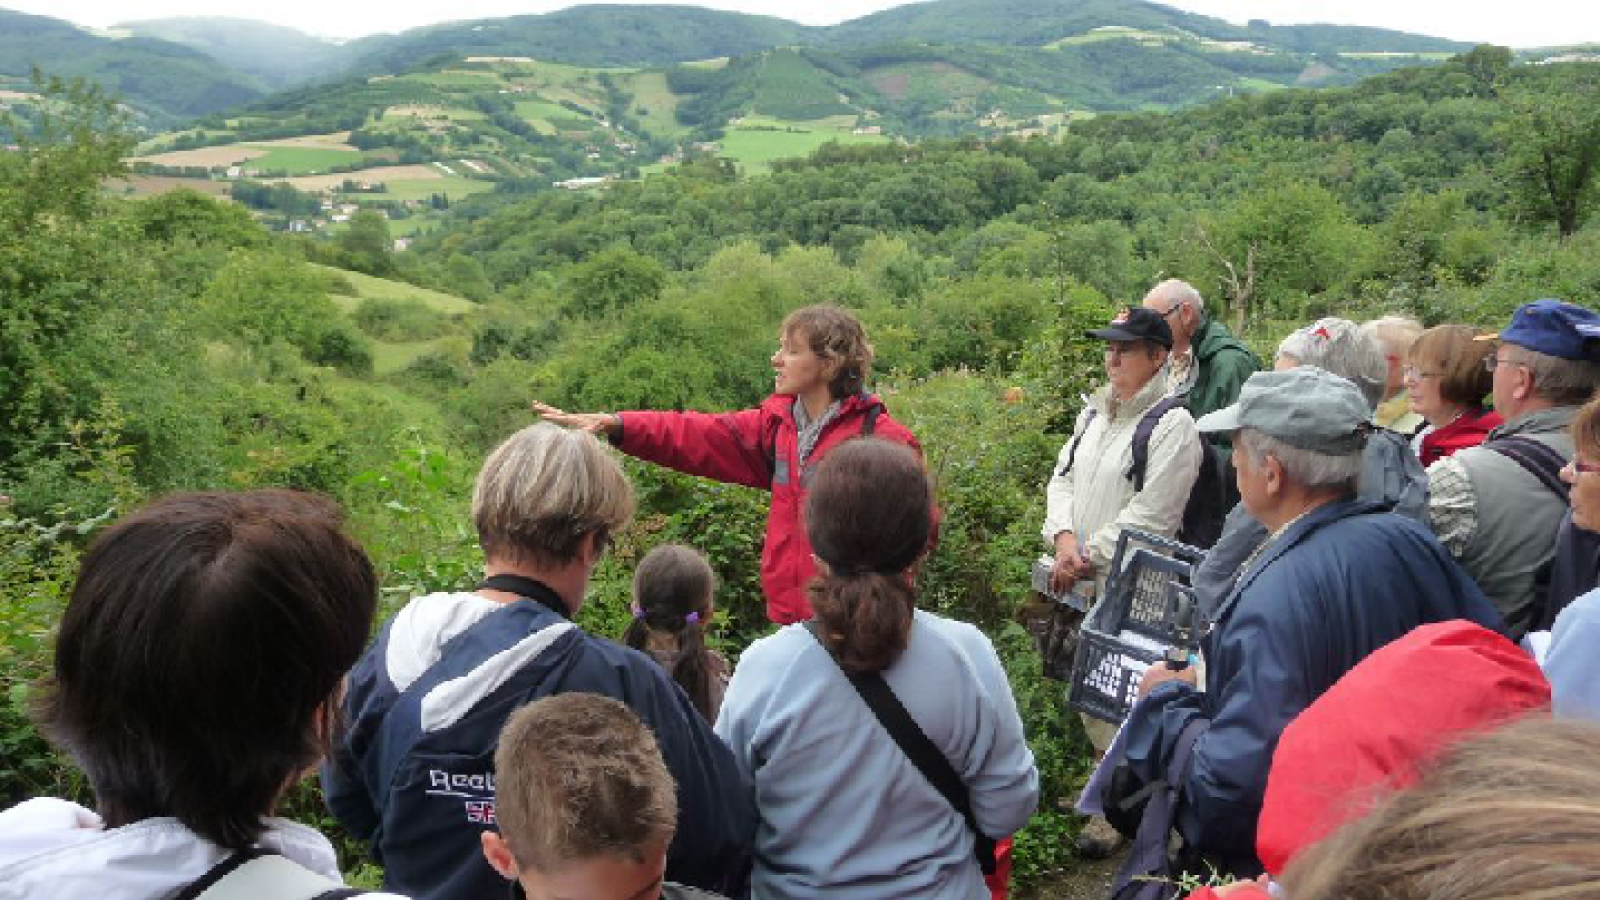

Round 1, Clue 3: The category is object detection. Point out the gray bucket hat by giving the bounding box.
[1195,367,1371,453]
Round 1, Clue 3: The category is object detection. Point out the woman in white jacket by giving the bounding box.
[0,491,406,900]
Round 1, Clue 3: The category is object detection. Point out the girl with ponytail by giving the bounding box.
[715,439,1038,900]
[624,544,729,723]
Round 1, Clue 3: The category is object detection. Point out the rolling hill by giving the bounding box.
[0,8,265,127]
[113,17,348,91]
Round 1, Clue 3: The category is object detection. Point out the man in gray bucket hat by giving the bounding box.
[1113,367,1501,880]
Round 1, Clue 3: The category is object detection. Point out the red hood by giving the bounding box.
[1256,620,1549,875]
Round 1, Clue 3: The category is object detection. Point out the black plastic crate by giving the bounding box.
[1067,624,1165,724]
[1068,546,1203,724]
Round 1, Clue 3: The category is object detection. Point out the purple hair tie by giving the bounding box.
[685,611,701,625]
[630,603,646,620]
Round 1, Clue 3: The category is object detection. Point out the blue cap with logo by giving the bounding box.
[1484,299,1600,361]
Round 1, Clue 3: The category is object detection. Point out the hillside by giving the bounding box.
[342,5,812,71]
[0,8,264,127]
[113,17,348,91]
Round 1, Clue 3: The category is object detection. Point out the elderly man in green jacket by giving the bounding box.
[1143,279,1260,505]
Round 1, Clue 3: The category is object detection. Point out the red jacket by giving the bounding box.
[1419,407,1503,468]
[1183,621,1548,900]
[618,392,924,625]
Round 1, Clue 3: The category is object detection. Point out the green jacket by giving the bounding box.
[1174,317,1259,507]
[1180,316,1260,423]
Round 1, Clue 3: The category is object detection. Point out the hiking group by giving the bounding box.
[1,293,1599,900]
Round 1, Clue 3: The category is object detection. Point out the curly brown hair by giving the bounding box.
[782,305,875,399]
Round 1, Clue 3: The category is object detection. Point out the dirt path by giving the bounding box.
[1022,848,1128,900]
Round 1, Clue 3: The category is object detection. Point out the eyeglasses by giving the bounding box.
[1401,366,1442,381]
[1159,303,1183,320]
[1567,457,1600,477]
[1483,354,1520,372]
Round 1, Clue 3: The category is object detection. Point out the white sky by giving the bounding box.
[8,0,1598,47]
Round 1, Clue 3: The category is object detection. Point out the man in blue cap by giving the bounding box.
[1118,367,1500,880]
[1428,299,1600,639]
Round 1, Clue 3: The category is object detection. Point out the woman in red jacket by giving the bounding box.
[1404,324,1503,467]
[534,305,925,625]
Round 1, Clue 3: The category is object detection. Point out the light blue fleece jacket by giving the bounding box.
[1545,587,1600,720]
[715,610,1038,900]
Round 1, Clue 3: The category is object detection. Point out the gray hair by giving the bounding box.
[1277,318,1387,411]
[1362,315,1423,358]
[1146,279,1205,316]
[472,422,634,567]
[1505,344,1600,407]
[1239,428,1363,493]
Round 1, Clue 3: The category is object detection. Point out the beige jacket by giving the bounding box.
[1042,372,1203,575]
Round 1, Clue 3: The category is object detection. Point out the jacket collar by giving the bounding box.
[1091,367,1169,420]
[1490,405,1577,441]
[1215,497,1385,624]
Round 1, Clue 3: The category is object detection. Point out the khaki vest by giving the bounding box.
[1453,407,1575,636]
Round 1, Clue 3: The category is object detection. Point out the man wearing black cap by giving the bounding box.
[1042,306,1202,857]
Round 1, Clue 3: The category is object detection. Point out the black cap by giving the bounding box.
[1087,306,1173,350]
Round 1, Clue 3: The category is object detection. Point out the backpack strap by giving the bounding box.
[1129,396,1186,492]
[803,621,997,875]
[1109,716,1209,900]
[1059,409,1099,476]
[1485,436,1570,502]
[862,401,881,437]
[176,850,366,900]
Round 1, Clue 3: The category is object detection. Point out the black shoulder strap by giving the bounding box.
[175,849,368,900]
[1485,436,1570,502]
[862,402,880,437]
[1129,396,1186,492]
[1059,408,1099,477]
[803,621,996,875]
[477,574,570,620]
[762,409,784,477]
[173,850,270,900]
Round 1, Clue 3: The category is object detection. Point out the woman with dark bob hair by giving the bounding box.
[0,490,407,899]
[535,304,928,625]
[715,439,1037,900]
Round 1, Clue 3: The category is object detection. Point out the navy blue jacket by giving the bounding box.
[1121,499,1503,876]
[322,595,755,900]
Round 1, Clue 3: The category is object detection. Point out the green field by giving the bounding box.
[243,146,366,174]
[618,71,687,137]
[513,100,591,129]
[751,49,855,121]
[365,175,495,203]
[371,338,451,375]
[719,125,890,174]
[404,70,506,89]
[316,264,474,315]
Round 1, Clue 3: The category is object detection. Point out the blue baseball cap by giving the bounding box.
[1483,299,1600,361]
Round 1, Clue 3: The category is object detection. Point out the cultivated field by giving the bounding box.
[281,165,445,192]
[134,145,267,167]
[111,175,234,197]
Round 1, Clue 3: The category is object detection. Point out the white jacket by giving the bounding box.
[1041,372,1202,573]
[0,797,409,900]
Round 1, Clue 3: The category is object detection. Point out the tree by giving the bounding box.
[340,210,395,275]
[1497,65,1600,239]
[562,247,667,318]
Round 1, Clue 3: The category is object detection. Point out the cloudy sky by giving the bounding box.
[10,0,1598,47]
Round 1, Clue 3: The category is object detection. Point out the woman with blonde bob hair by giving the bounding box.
[1404,324,1503,467]
[536,304,929,625]
[1278,717,1600,900]
[322,423,756,900]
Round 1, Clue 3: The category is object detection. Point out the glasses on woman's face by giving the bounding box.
[1567,457,1600,477]
[1483,353,1518,373]
[1401,366,1441,382]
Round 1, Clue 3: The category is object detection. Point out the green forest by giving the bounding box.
[4,47,1600,890]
